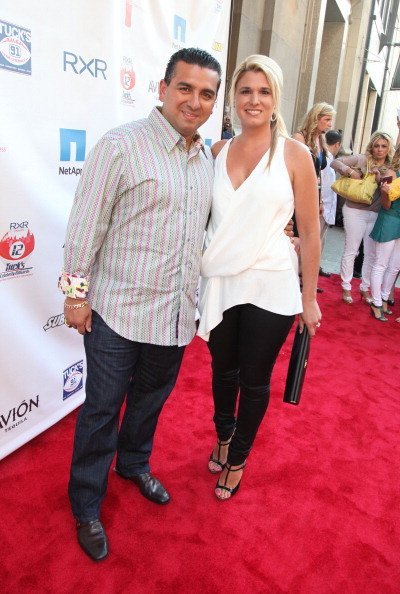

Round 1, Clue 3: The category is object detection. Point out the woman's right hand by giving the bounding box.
[349,169,362,179]
[299,298,321,337]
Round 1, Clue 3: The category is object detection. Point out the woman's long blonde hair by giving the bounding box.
[298,102,335,156]
[365,131,394,167]
[229,54,288,167]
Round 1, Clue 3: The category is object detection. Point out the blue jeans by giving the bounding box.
[68,311,185,522]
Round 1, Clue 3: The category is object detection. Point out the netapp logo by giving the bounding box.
[59,128,86,176]
[172,15,186,49]
[63,51,107,79]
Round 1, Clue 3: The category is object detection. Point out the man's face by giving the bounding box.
[330,141,341,157]
[159,61,219,146]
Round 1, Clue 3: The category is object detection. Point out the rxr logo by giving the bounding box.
[63,51,107,79]
[10,222,28,230]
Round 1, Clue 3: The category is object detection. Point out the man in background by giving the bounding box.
[320,129,342,277]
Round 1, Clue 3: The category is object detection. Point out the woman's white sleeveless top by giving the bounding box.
[197,136,302,341]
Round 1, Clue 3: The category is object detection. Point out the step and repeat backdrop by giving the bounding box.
[0,0,231,459]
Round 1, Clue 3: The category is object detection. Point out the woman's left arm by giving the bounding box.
[285,138,322,336]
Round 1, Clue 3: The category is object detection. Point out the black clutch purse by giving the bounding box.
[283,326,310,405]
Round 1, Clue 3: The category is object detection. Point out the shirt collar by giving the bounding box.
[149,106,205,155]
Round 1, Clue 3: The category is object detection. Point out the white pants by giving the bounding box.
[370,238,400,305]
[340,204,378,291]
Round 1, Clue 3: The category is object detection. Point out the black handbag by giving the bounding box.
[283,326,310,405]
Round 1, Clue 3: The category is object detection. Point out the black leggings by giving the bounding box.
[208,304,294,465]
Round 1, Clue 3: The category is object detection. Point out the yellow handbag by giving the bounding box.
[388,176,400,202]
[331,164,377,205]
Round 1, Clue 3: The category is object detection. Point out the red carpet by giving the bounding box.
[2,275,400,593]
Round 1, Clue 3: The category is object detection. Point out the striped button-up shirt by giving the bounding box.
[61,107,213,346]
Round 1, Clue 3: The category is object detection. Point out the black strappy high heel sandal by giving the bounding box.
[208,438,232,473]
[215,463,245,500]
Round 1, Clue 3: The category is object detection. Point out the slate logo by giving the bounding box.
[173,15,186,49]
[0,19,31,75]
[63,51,107,79]
[63,360,84,400]
[59,128,86,176]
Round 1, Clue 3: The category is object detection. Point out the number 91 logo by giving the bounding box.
[0,36,31,66]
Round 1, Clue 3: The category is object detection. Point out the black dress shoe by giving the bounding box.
[114,468,170,504]
[77,519,108,561]
[319,268,331,278]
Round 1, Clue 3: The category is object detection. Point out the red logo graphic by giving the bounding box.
[120,66,135,90]
[125,0,133,27]
[0,229,35,261]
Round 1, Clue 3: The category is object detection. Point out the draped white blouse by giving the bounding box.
[197,136,302,341]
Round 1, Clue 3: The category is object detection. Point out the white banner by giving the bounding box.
[0,0,231,459]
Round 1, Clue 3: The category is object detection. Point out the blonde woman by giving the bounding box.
[197,55,321,500]
[331,132,394,306]
[369,146,400,321]
[293,103,335,284]
[293,102,335,182]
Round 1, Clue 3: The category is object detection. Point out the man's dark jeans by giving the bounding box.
[68,311,185,522]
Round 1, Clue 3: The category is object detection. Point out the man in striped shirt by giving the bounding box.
[59,48,222,561]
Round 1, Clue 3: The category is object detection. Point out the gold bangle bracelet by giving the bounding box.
[64,300,89,310]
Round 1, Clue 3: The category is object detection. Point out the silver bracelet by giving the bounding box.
[64,300,89,310]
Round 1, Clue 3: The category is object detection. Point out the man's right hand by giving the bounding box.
[64,298,92,335]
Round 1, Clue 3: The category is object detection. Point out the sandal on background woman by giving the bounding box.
[360,290,373,304]
[370,303,388,322]
[342,289,353,304]
[382,299,393,315]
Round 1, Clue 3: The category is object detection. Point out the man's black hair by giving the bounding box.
[163,47,222,91]
[325,130,342,146]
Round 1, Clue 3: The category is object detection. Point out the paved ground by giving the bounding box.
[321,225,344,275]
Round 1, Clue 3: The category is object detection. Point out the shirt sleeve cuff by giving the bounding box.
[58,271,89,298]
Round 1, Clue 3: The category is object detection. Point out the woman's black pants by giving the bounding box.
[208,304,294,466]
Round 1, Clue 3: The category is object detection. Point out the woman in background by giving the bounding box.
[293,102,335,286]
[293,102,334,183]
[369,148,399,321]
[331,132,394,307]
[197,55,321,501]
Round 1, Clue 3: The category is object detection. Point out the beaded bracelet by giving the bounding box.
[64,300,89,310]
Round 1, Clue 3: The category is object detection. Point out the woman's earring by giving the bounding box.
[270,112,277,122]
